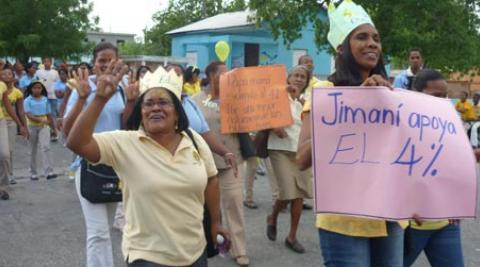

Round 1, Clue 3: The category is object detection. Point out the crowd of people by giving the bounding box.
[0,0,478,266]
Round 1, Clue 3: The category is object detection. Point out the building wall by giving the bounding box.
[169,11,332,77]
[86,33,135,46]
[231,42,244,68]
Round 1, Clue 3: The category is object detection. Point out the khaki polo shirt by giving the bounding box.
[192,90,243,169]
[93,129,218,266]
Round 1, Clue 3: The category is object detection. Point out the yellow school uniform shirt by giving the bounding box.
[93,129,218,266]
[0,82,6,119]
[410,220,449,231]
[183,80,201,96]
[304,76,321,97]
[1,87,23,120]
[455,101,477,121]
[303,83,408,237]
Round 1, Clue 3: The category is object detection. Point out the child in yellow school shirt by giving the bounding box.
[182,66,201,96]
[0,67,27,184]
[455,91,477,121]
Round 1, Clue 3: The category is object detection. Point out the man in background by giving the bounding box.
[394,48,423,90]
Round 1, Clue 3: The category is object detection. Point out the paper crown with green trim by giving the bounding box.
[327,0,374,49]
[139,66,183,99]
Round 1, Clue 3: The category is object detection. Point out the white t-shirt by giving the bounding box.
[268,96,303,152]
[36,69,59,99]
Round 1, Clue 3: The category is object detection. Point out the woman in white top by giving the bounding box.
[266,65,312,254]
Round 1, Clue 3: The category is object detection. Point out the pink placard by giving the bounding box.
[311,87,477,220]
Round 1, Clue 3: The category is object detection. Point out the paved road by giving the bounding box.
[1,136,479,266]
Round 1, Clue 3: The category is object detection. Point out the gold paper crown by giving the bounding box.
[139,66,183,99]
[327,0,374,49]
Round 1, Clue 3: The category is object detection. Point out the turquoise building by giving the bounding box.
[167,10,333,79]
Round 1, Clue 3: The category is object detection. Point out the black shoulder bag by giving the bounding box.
[80,159,122,203]
[79,87,125,203]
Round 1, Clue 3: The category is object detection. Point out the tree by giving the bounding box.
[145,0,246,56]
[0,0,97,63]
[249,0,480,72]
[118,41,148,56]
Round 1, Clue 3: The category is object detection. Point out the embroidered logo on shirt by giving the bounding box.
[193,150,201,162]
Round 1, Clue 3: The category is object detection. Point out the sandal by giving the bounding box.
[266,215,277,241]
[243,200,258,209]
[0,190,10,200]
[285,238,305,254]
[235,255,250,266]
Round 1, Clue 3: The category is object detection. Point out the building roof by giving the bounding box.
[87,31,136,37]
[121,55,188,65]
[167,11,254,35]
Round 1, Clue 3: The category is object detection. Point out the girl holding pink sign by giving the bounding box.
[297,1,407,266]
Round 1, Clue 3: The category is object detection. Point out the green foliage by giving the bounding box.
[118,41,148,56]
[249,0,480,73]
[145,0,246,56]
[0,0,96,62]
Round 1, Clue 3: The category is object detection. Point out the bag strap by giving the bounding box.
[118,86,126,104]
[185,128,199,152]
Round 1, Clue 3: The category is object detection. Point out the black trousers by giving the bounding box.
[126,250,208,267]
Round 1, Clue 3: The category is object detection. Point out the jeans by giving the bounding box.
[126,250,207,267]
[75,170,118,267]
[319,222,404,267]
[404,224,464,267]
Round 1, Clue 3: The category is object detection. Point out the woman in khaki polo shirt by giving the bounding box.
[67,63,229,267]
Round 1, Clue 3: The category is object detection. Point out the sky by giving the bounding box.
[89,0,169,38]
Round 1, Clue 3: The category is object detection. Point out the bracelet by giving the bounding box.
[223,152,234,157]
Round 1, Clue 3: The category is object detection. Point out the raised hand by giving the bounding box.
[96,60,129,100]
[124,71,140,102]
[287,84,301,100]
[73,68,91,99]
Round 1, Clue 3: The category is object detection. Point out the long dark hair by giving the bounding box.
[24,81,48,98]
[126,88,189,133]
[136,65,152,81]
[328,32,387,86]
[184,66,200,84]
